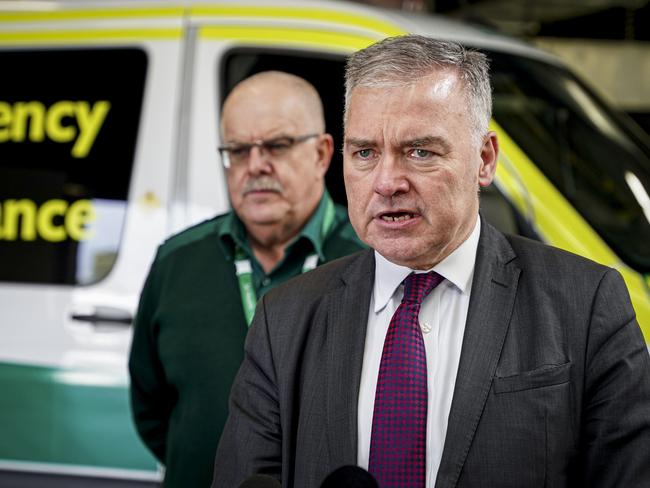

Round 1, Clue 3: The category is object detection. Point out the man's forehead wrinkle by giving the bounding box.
[223,93,309,142]
[345,135,452,153]
[225,122,302,143]
[224,130,294,145]
[345,76,462,153]
[224,80,319,133]
[346,137,376,148]
[355,66,460,91]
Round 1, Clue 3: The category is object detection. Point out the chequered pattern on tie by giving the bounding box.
[369,272,443,488]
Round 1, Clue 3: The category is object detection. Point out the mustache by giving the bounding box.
[242,176,284,195]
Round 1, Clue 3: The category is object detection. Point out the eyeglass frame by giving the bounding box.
[217,133,321,169]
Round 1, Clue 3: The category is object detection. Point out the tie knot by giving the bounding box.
[402,272,443,305]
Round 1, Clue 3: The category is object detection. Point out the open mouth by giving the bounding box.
[380,212,415,222]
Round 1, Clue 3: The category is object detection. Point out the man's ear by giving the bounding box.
[316,133,334,177]
[478,131,498,187]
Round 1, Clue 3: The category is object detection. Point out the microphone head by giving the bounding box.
[320,465,379,488]
[238,474,281,488]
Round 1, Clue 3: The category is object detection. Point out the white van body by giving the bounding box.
[1,1,649,486]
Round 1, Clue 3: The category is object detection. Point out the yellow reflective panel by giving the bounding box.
[491,119,650,340]
[199,25,386,52]
[0,3,405,39]
[191,5,405,37]
[0,29,182,44]
[0,7,184,23]
[492,119,617,263]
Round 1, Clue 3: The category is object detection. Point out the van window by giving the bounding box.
[489,51,650,272]
[0,48,147,285]
[221,49,348,205]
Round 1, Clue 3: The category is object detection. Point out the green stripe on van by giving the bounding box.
[0,362,157,474]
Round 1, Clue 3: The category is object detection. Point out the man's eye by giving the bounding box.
[265,139,293,152]
[230,146,250,157]
[356,149,374,159]
[410,148,433,159]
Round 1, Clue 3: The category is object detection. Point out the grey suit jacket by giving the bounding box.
[212,220,650,488]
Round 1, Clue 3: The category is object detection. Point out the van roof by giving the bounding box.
[0,0,562,66]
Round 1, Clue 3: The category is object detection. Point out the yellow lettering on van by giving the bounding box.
[37,199,68,242]
[66,199,96,240]
[2,199,38,241]
[0,100,110,158]
[72,100,111,158]
[45,101,76,144]
[0,102,12,142]
[0,199,97,242]
[73,101,110,158]
[12,101,46,143]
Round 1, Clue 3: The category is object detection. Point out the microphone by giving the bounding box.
[320,465,379,488]
[238,474,281,488]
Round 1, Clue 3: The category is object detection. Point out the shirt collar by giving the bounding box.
[217,190,332,262]
[295,189,332,261]
[216,210,248,260]
[373,217,481,313]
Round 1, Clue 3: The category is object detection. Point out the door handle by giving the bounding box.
[70,306,133,327]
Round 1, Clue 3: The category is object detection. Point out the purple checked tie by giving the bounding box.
[369,272,443,488]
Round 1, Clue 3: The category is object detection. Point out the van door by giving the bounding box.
[0,12,184,484]
[182,4,405,219]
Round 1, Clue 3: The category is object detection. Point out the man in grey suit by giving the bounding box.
[213,35,650,488]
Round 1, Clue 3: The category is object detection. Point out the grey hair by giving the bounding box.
[345,35,492,146]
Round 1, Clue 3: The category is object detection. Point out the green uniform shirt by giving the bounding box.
[128,192,364,488]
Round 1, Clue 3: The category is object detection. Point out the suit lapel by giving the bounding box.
[326,249,375,468]
[435,221,520,488]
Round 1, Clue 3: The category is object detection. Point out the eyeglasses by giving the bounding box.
[218,133,320,169]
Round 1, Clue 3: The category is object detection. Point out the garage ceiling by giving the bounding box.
[434,0,650,39]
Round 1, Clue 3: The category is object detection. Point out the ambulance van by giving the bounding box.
[1,0,649,486]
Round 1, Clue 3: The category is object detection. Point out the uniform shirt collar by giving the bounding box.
[373,217,481,313]
[295,189,332,261]
[217,211,248,259]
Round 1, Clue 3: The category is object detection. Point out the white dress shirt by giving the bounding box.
[357,218,480,487]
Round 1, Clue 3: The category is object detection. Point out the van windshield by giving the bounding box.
[488,51,650,273]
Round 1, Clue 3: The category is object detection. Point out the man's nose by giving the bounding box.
[373,155,410,197]
[247,145,272,174]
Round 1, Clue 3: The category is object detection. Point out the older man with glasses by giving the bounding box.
[129,71,364,488]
